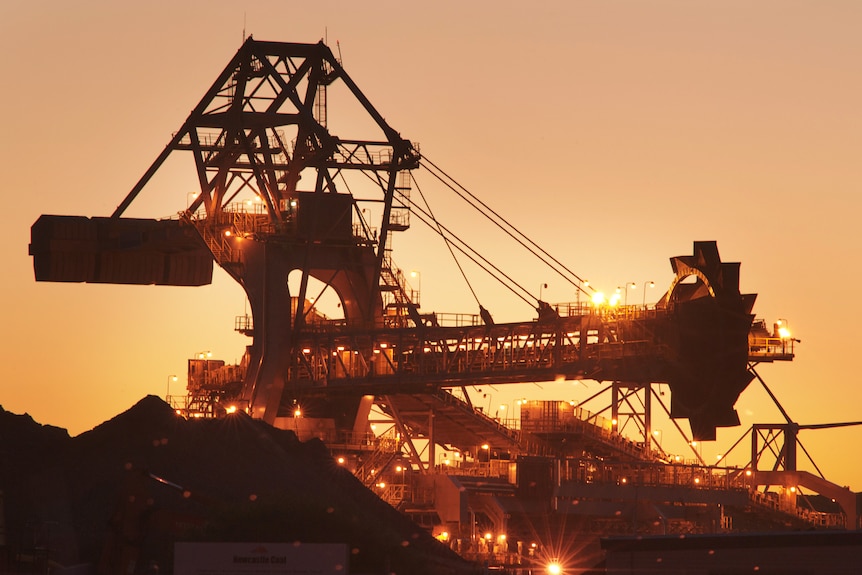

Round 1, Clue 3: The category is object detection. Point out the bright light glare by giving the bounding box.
[591,292,605,305]
[778,326,791,339]
[547,561,563,575]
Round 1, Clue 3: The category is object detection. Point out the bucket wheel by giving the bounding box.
[657,241,757,440]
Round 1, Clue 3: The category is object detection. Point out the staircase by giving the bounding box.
[182,211,242,271]
[355,429,401,488]
[380,253,421,327]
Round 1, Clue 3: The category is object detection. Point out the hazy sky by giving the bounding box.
[3,1,862,489]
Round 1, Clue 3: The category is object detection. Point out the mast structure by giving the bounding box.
[111,39,420,422]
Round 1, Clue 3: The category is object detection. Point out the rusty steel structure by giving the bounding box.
[33,38,856,571]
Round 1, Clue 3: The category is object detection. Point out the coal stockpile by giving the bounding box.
[0,396,474,574]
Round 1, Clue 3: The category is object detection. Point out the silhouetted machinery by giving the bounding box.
[30,38,793,447]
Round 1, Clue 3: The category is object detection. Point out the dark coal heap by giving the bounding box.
[1,396,473,574]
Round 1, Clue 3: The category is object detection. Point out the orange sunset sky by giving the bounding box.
[3,1,862,489]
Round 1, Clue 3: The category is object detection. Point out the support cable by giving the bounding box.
[653,392,705,466]
[354,162,549,310]
[797,438,826,480]
[749,364,793,424]
[410,173,481,308]
[799,421,862,430]
[351,167,533,318]
[394,189,534,304]
[421,156,592,297]
[714,429,751,467]
[396,191,535,305]
[401,192,535,308]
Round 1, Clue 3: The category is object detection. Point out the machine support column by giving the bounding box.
[428,409,435,471]
[644,382,653,451]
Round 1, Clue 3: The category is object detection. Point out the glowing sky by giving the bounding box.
[4,1,862,489]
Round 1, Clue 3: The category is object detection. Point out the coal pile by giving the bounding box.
[1,396,474,574]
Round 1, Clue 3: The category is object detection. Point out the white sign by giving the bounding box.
[174,542,348,575]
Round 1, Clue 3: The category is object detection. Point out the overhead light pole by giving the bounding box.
[624,282,636,307]
[642,280,655,308]
[166,374,178,403]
